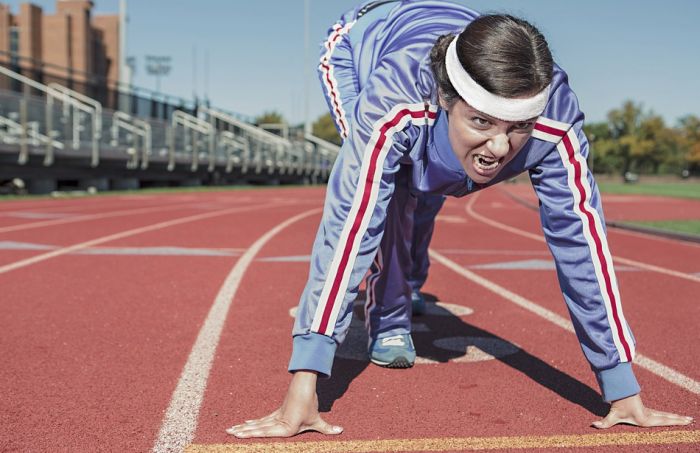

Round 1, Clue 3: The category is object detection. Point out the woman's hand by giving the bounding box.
[226,371,344,438]
[592,394,693,429]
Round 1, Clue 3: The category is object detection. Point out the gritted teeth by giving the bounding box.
[473,154,501,171]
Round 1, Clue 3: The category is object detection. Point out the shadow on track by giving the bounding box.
[317,292,608,417]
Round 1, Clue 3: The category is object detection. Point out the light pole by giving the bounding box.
[304,0,310,135]
[145,55,172,94]
[118,0,129,112]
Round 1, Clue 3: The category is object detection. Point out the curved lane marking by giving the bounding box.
[0,201,204,234]
[499,186,700,250]
[429,249,700,395]
[152,208,322,453]
[431,198,700,396]
[612,227,700,250]
[0,202,283,275]
[466,193,700,284]
[0,196,266,234]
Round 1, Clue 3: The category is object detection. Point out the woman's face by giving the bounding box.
[443,99,536,184]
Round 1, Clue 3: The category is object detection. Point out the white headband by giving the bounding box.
[445,37,550,121]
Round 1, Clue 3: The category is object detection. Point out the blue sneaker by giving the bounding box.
[368,334,416,368]
[411,290,426,316]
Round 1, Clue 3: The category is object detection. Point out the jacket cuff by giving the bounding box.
[288,333,337,378]
[595,362,641,402]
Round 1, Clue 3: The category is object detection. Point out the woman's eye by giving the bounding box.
[472,117,490,127]
[514,121,533,130]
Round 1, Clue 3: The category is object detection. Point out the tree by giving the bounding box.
[601,101,680,175]
[254,111,288,138]
[311,113,342,146]
[584,101,685,176]
[606,101,652,175]
[584,121,617,174]
[254,111,286,126]
[637,115,681,174]
[679,115,700,174]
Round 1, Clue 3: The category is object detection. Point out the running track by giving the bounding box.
[0,186,698,452]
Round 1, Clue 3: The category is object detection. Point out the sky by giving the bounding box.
[4,0,700,126]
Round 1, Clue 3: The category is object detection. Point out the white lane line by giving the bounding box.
[501,186,700,250]
[0,203,282,276]
[152,208,322,453]
[0,241,245,257]
[4,211,73,219]
[430,250,574,332]
[609,225,700,250]
[612,255,700,283]
[430,254,700,396]
[435,215,467,223]
[465,194,700,284]
[0,201,206,234]
[0,195,186,214]
[0,200,84,212]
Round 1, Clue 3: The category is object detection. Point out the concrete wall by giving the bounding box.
[92,15,119,84]
[56,0,92,82]
[0,3,11,65]
[41,13,71,76]
[18,3,42,70]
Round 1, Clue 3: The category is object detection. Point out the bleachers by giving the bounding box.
[0,64,339,193]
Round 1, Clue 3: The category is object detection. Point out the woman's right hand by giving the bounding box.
[226,370,344,438]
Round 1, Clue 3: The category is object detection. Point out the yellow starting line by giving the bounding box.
[185,430,700,452]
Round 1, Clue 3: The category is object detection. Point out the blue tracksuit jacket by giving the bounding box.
[289,0,639,402]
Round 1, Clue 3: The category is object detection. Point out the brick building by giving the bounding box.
[0,0,120,88]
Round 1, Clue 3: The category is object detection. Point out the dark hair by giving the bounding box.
[430,15,553,108]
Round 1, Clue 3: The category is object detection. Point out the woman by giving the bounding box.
[228,0,692,437]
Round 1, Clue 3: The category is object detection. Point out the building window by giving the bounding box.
[9,26,19,66]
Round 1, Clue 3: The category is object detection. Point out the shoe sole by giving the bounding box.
[370,356,414,368]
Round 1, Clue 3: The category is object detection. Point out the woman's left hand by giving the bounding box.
[592,394,693,428]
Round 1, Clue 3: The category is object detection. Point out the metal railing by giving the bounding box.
[48,83,102,167]
[168,110,213,172]
[0,65,101,166]
[200,106,319,176]
[0,112,64,152]
[0,64,339,183]
[219,130,250,174]
[111,111,152,169]
[304,133,340,179]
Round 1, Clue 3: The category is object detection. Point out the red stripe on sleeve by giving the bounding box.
[316,108,414,334]
[562,134,632,361]
[534,122,567,137]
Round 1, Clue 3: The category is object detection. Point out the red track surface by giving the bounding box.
[0,186,698,452]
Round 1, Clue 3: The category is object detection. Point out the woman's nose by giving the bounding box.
[486,134,510,157]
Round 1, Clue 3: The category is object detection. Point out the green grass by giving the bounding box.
[623,219,700,236]
[597,182,700,200]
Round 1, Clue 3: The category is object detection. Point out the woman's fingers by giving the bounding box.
[592,406,693,429]
[227,408,282,433]
[228,417,292,438]
[227,414,343,438]
[302,416,343,436]
[641,411,693,427]
[591,412,630,429]
[227,372,325,439]
[229,421,296,438]
[226,417,276,435]
[244,409,280,425]
[649,409,693,422]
